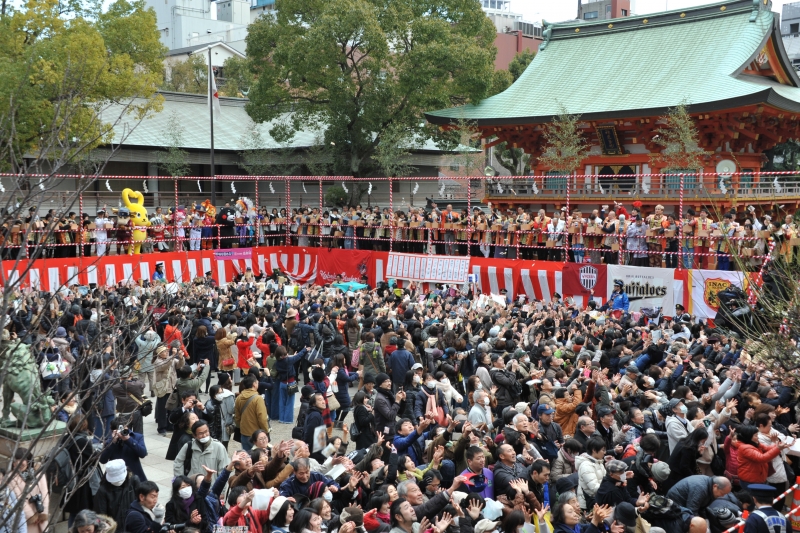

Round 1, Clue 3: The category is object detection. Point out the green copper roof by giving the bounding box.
[426,0,800,126]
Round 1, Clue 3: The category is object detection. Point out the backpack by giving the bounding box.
[351,349,361,369]
[292,399,310,439]
[289,327,303,352]
[49,448,75,492]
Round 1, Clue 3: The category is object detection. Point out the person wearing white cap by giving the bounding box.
[267,495,294,531]
[94,459,138,529]
[94,208,111,256]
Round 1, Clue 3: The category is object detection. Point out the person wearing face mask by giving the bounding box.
[205,384,235,449]
[92,459,139,530]
[594,460,647,509]
[665,398,694,454]
[433,370,463,409]
[468,390,494,432]
[165,475,209,533]
[173,420,229,482]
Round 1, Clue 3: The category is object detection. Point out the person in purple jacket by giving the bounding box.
[459,446,494,500]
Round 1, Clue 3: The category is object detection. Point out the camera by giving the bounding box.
[29,494,44,514]
[159,524,186,533]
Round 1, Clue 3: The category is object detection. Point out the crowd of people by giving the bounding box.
[3,261,800,533]
[3,199,799,270]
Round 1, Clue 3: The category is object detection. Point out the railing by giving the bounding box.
[0,172,798,273]
[484,174,800,200]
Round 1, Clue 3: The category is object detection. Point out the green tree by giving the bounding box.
[508,49,535,81]
[650,102,709,172]
[163,54,207,94]
[538,105,589,174]
[221,56,254,97]
[0,0,165,173]
[324,185,349,208]
[238,119,302,176]
[490,70,513,96]
[244,0,497,178]
[157,111,190,177]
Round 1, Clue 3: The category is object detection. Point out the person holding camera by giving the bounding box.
[93,459,140,529]
[8,448,49,533]
[99,415,148,481]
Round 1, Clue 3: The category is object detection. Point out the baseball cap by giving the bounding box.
[537,404,555,415]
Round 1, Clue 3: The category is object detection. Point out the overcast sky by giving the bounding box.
[516,0,791,24]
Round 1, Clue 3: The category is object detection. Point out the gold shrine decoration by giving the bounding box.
[596,126,623,155]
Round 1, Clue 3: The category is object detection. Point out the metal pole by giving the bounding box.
[208,48,216,207]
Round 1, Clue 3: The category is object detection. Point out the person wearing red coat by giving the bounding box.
[236,332,255,372]
[164,317,187,358]
[223,488,271,533]
[736,425,788,487]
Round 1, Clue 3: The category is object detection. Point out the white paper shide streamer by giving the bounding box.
[269,183,275,194]
[197,180,202,192]
[105,179,112,192]
[412,182,419,195]
[0,180,5,193]
[367,182,372,196]
[39,181,45,191]
[719,178,728,195]
[438,184,446,197]
[302,182,307,194]
[143,180,149,193]
[231,182,237,195]
[342,182,348,194]
[774,177,783,193]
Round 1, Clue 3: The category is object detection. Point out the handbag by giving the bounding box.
[349,421,360,438]
[165,388,179,411]
[709,447,726,476]
[327,391,341,412]
[128,393,153,418]
[286,380,299,396]
[221,357,235,368]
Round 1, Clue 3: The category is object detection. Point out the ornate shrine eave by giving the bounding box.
[430,88,800,128]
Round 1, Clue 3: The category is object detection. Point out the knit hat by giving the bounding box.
[650,461,670,482]
[606,460,628,474]
[489,326,500,337]
[155,345,168,356]
[375,373,391,387]
[104,459,127,484]
[474,519,499,533]
[269,496,288,521]
[614,502,637,528]
[308,481,326,500]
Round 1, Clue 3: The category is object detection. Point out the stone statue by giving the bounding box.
[0,334,54,428]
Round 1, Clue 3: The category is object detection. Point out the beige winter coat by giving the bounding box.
[153,353,185,398]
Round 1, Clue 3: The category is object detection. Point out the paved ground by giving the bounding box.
[51,376,302,533]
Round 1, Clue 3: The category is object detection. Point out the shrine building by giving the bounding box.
[426,0,800,214]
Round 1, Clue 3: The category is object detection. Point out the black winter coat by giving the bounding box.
[94,473,140,528]
[63,431,96,515]
[353,404,377,450]
[166,492,211,533]
[594,475,638,508]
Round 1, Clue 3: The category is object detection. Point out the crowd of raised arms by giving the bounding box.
[2,268,798,533]
[3,200,799,270]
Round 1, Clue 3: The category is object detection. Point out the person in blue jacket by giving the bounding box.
[152,263,165,282]
[278,457,340,497]
[604,279,630,312]
[100,416,148,481]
